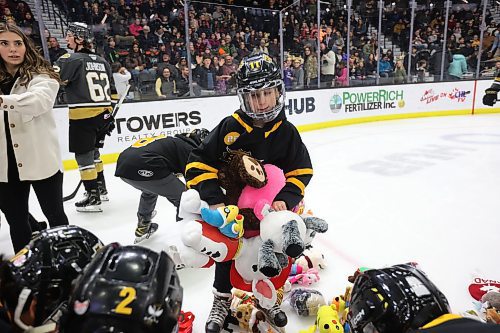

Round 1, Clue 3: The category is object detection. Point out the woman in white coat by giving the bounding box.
[0,23,68,252]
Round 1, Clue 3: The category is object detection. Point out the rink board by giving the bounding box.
[53,79,498,169]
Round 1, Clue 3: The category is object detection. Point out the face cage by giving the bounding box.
[237,79,285,123]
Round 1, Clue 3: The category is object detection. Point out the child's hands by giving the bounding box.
[272,201,287,211]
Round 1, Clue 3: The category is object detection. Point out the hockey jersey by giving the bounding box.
[55,51,115,120]
[409,314,500,332]
[185,108,313,209]
[115,134,198,181]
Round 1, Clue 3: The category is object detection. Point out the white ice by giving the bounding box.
[1,114,500,332]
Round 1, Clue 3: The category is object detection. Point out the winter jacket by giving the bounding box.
[448,54,468,79]
[0,74,62,182]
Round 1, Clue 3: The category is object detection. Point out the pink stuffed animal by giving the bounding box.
[288,268,320,286]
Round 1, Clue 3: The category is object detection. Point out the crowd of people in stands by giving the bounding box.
[2,0,499,98]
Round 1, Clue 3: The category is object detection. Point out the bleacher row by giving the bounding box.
[3,0,500,100]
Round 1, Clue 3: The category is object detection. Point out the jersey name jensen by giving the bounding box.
[85,62,106,71]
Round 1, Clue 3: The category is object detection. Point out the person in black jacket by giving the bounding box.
[347,263,500,333]
[115,129,209,243]
[483,63,499,106]
[185,53,313,333]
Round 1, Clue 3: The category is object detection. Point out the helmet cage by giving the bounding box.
[237,78,285,123]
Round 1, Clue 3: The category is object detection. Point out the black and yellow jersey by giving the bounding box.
[55,51,116,120]
[115,134,198,181]
[409,314,500,332]
[185,108,313,209]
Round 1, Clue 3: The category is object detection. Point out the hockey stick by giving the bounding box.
[63,85,131,202]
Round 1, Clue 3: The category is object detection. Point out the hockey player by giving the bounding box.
[347,263,500,333]
[115,129,209,243]
[60,243,183,333]
[185,52,313,332]
[482,61,499,106]
[55,22,117,213]
[0,225,103,332]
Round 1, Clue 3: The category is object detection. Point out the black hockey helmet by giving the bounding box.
[347,263,450,333]
[236,52,285,122]
[66,22,93,44]
[62,243,182,333]
[0,225,103,328]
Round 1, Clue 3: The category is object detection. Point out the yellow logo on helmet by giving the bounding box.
[248,60,261,71]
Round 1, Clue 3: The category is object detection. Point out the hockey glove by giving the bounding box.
[483,88,498,107]
[100,113,116,136]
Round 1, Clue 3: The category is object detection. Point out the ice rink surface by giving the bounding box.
[1,114,500,332]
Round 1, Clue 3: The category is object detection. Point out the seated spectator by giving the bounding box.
[125,43,156,86]
[137,25,157,51]
[268,37,279,59]
[355,60,367,80]
[365,53,377,76]
[320,42,336,87]
[291,56,304,90]
[129,18,143,37]
[417,59,428,82]
[304,45,318,87]
[112,62,132,99]
[217,54,238,94]
[253,39,269,54]
[176,65,191,97]
[448,51,468,80]
[48,36,67,64]
[283,56,293,90]
[104,36,120,64]
[378,54,393,77]
[155,67,177,99]
[393,60,407,84]
[157,52,178,79]
[194,55,217,95]
[335,62,348,86]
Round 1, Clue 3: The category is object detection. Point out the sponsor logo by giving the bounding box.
[224,132,240,145]
[420,88,470,104]
[331,89,405,112]
[285,97,315,115]
[116,111,201,134]
[351,308,365,326]
[330,94,343,113]
[138,170,154,177]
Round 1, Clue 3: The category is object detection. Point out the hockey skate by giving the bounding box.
[97,180,109,201]
[206,290,232,333]
[75,190,102,213]
[255,301,288,332]
[134,211,158,244]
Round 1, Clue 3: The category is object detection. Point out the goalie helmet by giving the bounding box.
[0,225,103,328]
[236,52,285,123]
[347,263,450,333]
[62,243,182,333]
[66,22,93,44]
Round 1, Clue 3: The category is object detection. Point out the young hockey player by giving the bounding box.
[115,129,209,243]
[55,22,116,212]
[185,52,313,332]
[60,243,183,333]
[482,61,499,106]
[0,225,103,332]
[348,263,500,333]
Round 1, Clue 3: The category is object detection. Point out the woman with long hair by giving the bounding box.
[0,23,68,252]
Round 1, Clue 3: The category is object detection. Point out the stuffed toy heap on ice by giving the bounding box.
[173,150,328,308]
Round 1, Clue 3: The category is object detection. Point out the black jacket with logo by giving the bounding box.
[115,134,198,181]
[185,108,313,209]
